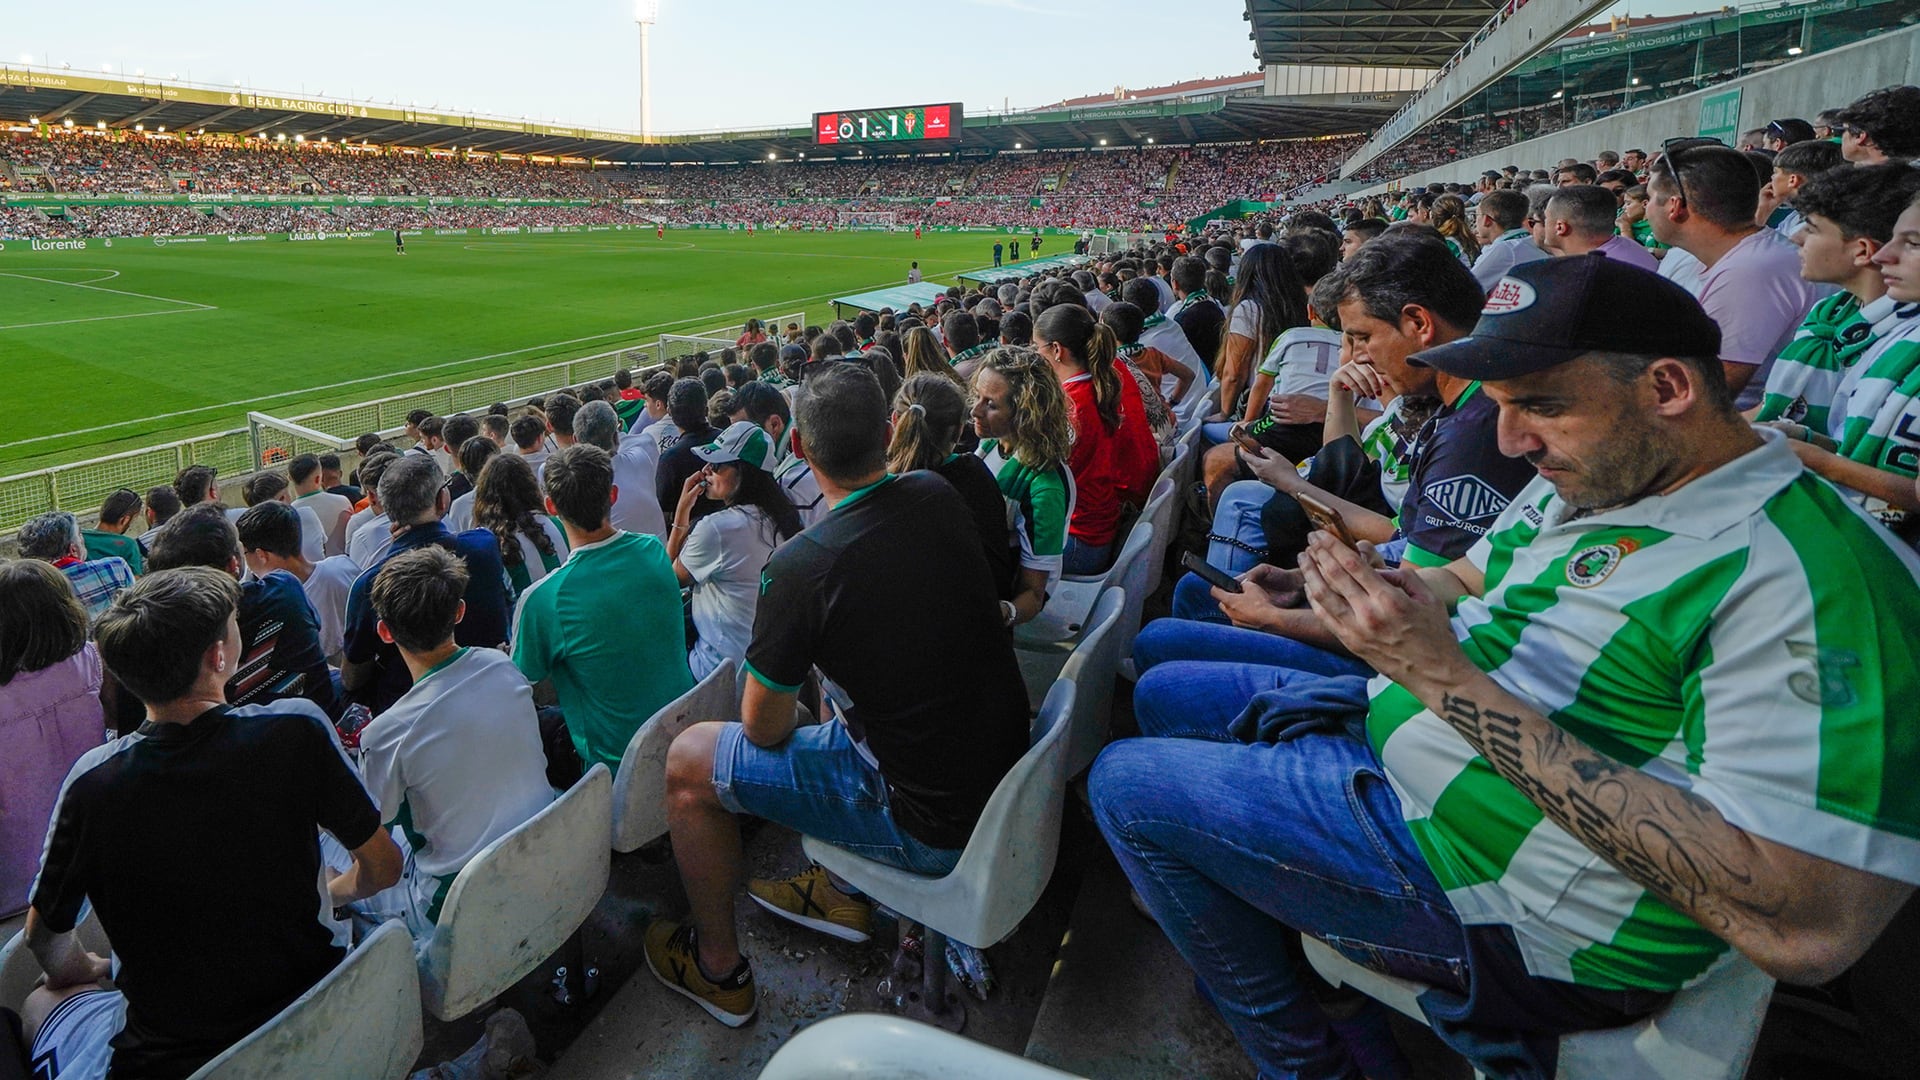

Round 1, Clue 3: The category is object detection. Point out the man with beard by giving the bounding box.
[1090,256,1920,1079]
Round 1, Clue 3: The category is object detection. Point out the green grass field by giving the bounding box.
[0,229,1007,475]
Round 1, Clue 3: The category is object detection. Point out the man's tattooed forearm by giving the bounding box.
[1437,692,1786,936]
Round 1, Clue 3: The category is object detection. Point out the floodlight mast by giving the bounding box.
[635,0,660,137]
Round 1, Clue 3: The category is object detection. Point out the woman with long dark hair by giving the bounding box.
[473,453,568,596]
[889,374,1016,609]
[1207,242,1310,438]
[1033,302,1158,574]
[669,421,802,677]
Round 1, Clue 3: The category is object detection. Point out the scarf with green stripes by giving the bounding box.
[1141,313,1168,331]
[949,342,992,367]
[1833,307,1920,479]
[1754,292,1884,431]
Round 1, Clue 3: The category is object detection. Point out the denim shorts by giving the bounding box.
[712,719,962,877]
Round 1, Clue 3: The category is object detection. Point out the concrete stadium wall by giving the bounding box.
[1352,24,1920,197]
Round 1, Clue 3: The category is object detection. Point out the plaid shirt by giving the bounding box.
[54,556,135,619]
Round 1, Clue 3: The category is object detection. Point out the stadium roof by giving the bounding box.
[1246,0,1500,67]
[0,65,1398,163]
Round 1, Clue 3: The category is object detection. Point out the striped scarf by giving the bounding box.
[1834,308,1920,480]
[949,343,992,366]
[1754,292,1885,431]
[1141,313,1168,331]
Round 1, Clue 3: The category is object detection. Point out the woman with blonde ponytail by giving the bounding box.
[971,348,1074,626]
[1033,303,1159,573]
[889,374,1016,607]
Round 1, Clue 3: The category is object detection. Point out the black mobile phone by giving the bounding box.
[1180,551,1243,593]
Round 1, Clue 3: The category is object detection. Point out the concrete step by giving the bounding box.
[1022,841,1255,1080]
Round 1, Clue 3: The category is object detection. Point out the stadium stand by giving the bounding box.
[8,11,1920,1078]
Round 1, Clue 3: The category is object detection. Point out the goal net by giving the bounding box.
[836,210,897,231]
[658,333,738,367]
[248,411,354,471]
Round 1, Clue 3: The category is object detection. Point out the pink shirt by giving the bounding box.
[1695,228,1838,409]
[1,644,106,916]
[1596,234,1660,273]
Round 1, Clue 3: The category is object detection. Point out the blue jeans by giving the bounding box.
[1092,729,1467,1079]
[1063,534,1113,576]
[1200,420,1236,448]
[1135,615,1373,680]
[713,720,961,876]
[1209,479,1276,573]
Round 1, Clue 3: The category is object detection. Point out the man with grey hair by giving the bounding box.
[340,455,511,714]
[573,399,668,541]
[18,510,135,619]
[1542,185,1659,271]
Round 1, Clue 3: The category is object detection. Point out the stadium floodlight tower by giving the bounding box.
[635,0,660,137]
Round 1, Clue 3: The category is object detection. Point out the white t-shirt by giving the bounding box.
[1228,299,1261,342]
[446,490,477,535]
[226,503,327,565]
[1258,326,1344,404]
[348,513,394,570]
[296,489,355,557]
[357,646,554,884]
[681,505,783,679]
[517,447,549,474]
[1149,275,1176,315]
[302,554,360,663]
[1657,247,1706,296]
[610,432,669,542]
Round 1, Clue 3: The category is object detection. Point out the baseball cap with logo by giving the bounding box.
[694,420,774,470]
[1409,254,1722,380]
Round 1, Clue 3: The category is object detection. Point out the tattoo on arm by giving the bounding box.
[1438,692,1787,945]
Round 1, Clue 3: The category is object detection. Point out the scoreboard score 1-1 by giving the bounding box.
[814,103,961,145]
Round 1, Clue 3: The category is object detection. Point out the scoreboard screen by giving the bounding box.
[814,103,960,145]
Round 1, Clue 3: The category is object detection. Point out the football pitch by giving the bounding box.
[0,229,1006,475]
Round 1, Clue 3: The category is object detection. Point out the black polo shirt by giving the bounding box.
[933,453,1016,603]
[1175,299,1225,374]
[31,702,382,1079]
[745,472,1029,849]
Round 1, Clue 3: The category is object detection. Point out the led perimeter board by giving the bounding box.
[814,103,960,145]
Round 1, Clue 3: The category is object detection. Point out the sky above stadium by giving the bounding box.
[21,0,1717,134]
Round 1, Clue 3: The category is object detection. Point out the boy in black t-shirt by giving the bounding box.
[22,568,400,1080]
[644,364,1028,1027]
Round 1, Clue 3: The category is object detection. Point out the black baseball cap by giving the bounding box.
[779,343,808,364]
[1409,255,1722,380]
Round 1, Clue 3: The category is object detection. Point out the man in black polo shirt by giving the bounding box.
[644,364,1028,1027]
[1170,255,1225,373]
[21,567,401,1080]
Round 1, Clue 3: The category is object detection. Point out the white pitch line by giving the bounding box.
[0,264,993,454]
[0,269,215,311]
[0,307,210,331]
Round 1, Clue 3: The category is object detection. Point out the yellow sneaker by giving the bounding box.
[746,864,874,943]
[643,919,756,1027]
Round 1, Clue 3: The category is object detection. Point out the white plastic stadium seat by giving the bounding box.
[419,763,613,1021]
[1015,525,1152,706]
[2,916,420,1080]
[612,659,739,852]
[1300,936,1775,1080]
[1134,466,1184,609]
[1055,589,1128,778]
[757,1014,1086,1080]
[192,920,422,1080]
[803,677,1077,952]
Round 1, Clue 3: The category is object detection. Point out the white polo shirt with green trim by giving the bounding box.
[1368,430,1920,991]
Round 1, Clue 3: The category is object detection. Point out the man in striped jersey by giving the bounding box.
[1092,256,1920,1079]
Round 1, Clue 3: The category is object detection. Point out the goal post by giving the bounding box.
[248,411,355,471]
[835,210,897,231]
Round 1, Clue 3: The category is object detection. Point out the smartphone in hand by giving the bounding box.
[1228,424,1263,455]
[1180,551,1243,593]
[1295,492,1359,550]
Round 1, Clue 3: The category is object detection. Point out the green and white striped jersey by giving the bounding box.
[1367,432,1920,991]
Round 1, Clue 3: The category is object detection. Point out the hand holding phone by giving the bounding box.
[1294,492,1359,550]
[1180,551,1243,593]
[1228,424,1263,455]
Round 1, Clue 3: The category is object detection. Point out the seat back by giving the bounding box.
[612,660,738,852]
[1137,469,1182,605]
[1056,589,1128,778]
[420,763,613,1020]
[0,909,108,1015]
[758,1014,1086,1079]
[1556,951,1774,1079]
[942,678,1076,947]
[191,920,422,1080]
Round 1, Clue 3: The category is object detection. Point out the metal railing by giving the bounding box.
[0,312,803,533]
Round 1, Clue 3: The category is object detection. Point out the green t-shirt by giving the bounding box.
[511,531,693,771]
[979,440,1073,590]
[1629,218,1670,253]
[82,528,144,575]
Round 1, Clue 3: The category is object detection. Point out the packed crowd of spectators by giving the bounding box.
[8,80,1920,1080]
[0,129,1363,238]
